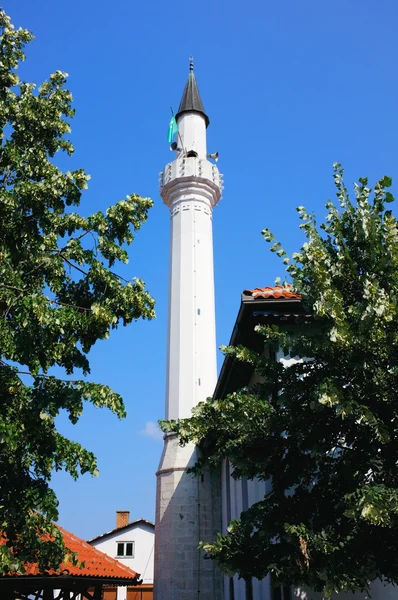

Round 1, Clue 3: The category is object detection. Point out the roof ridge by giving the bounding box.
[243,285,302,300]
[87,518,155,544]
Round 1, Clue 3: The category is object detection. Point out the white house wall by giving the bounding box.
[90,523,154,585]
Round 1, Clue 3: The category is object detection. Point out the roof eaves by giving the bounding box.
[0,575,141,587]
[87,519,155,544]
[242,295,302,303]
[214,287,305,400]
[1,523,140,582]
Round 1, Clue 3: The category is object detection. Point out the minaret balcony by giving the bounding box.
[160,156,222,190]
[159,157,223,209]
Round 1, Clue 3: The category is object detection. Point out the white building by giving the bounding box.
[88,510,154,600]
[215,286,398,600]
[154,62,398,600]
[154,59,223,600]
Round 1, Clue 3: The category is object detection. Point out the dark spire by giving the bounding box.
[175,57,210,127]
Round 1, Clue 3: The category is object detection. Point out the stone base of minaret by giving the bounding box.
[154,434,223,600]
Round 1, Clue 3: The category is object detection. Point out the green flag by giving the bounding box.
[168,115,178,143]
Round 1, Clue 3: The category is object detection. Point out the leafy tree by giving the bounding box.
[0,10,154,573]
[162,164,398,596]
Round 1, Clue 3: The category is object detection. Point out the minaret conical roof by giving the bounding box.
[175,59,210,127]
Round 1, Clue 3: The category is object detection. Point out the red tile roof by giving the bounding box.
[1,524,139,582]
[243,285,302,300]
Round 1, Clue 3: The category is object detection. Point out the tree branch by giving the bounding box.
[1,168,11,187]
[1,285,91,313]
[59,254,88,276]
[0,360,83,384]
[59,252,131,284]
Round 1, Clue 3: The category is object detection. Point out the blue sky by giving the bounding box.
[4,0,398,540]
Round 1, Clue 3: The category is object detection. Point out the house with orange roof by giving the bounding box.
[88,510,154,600]
[0,522,141,600]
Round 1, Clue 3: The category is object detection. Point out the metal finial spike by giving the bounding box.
[189,56,194,71]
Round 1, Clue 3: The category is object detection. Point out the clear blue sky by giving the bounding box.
[4,0,398,540]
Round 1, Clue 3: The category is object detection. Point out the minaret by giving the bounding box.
[154,60,223,600]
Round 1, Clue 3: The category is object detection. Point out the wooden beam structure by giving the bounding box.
[0,576,139,600]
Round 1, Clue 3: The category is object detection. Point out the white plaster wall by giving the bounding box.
[176,112,207,157]
[219,347,284,600]
[253,575,272,599]
[156,104,222,599]
[294,582,398,599]
[221,458,271,600]
[165,192,218,420]
[91,523,154,584]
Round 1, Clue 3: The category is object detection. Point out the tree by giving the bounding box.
[162,164,398,596]
[0,10,154,574]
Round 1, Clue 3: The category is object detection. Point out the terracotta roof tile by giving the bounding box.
[243,285,302,300]
[1,524,139,581]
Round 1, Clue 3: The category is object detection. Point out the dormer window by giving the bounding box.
[186,150,198,158]
[116,541,134,558]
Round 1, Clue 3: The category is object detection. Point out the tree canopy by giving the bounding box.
[162,165,398,596]
[0,10,154,574]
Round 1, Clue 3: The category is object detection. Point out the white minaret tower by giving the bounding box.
[154,59,223,600]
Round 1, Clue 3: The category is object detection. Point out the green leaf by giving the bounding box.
[162,164,398,595]
[381,176,393,188]
[0,7,155,575]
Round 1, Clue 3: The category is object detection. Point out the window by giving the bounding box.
[272,583,291,600]
[229,578,235,600]
[116,541,134,558]
[245,578,253,600]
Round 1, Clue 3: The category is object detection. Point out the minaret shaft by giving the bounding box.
[165,178,217,420]
[154,67,223,600]
[177,113,207,157]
